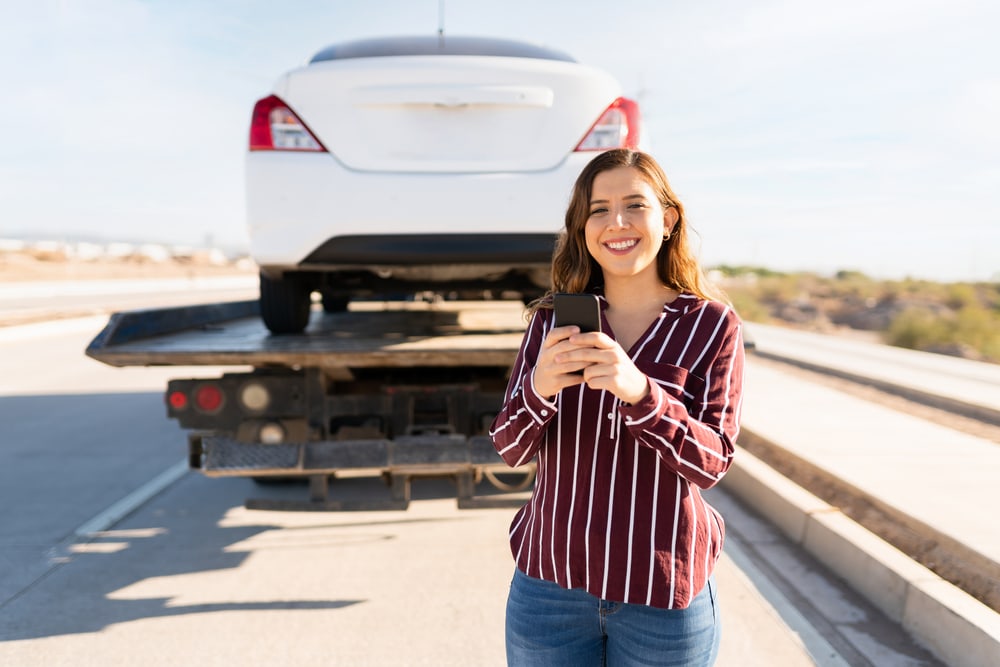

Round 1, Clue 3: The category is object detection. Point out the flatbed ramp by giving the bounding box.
[85,299,528,368]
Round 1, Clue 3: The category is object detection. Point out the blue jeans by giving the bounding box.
[505,569,720,666]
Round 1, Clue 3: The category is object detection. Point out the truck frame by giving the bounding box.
[86,298,534,510]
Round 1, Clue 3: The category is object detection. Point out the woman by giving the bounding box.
[490,149,745,666]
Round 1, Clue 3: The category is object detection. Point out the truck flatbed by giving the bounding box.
[85,298,535,510]
[86,299,529,369]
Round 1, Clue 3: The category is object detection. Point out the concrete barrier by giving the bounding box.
[722,447,1000,667]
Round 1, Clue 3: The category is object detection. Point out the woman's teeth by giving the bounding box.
[607,239,637,250]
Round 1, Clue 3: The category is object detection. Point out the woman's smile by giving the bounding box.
[604,237,640,253]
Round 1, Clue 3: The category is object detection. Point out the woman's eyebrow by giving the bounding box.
[589,194,647,205]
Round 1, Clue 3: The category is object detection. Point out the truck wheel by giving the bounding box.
[321,292,349,313]
[260,272,312,334]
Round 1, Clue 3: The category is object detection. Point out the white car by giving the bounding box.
[247,35,642,333]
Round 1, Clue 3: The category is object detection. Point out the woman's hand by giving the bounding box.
[531,325,590,399]
[557,331,651,405]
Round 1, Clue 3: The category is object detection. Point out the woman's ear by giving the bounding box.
[663,206,679,231]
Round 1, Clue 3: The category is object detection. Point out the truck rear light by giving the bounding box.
[249,94,326,152]
[575,97,641,151]
[168,391,188,411]
[194,383,225,414]
[259,422,285,444]
[239,382,271,412]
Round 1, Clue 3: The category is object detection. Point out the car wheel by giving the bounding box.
[260,272,312,334]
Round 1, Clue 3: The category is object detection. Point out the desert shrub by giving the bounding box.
[885,304,1000,362]
[710,268,1000,362]
[953,306,1000,361]
[885,307,949,350]
[714,265,785,278]
[835,270,869,281]
[833,271,880,300]
[729,292,770,323]
[944,283,979,310]
[757,275,802,304]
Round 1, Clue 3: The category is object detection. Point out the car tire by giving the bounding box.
[260,272,312,334]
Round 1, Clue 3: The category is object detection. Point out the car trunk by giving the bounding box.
[276,55,621,173]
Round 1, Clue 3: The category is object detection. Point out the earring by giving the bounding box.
[663,229,672,241]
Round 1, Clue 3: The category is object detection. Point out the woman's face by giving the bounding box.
[584,166,673,284]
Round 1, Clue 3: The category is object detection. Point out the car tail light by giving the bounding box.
[194,383,225,414]
[575,97,641,151]
[249,95,326,152]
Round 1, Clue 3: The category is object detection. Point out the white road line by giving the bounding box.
[724,538,852,667]
[75,460,190,537]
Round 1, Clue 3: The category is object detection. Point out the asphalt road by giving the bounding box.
[0,307,943,666]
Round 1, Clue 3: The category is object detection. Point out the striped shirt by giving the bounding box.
[490,293,745,610]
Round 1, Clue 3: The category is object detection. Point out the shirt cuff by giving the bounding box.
[524,368,557,423]
[620,377,664,427]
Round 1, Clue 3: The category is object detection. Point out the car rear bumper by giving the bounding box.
[246,151,593,267]
[300,233,556,266]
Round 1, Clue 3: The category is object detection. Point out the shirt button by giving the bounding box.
[607,412,614,420]
[541,410,549,417]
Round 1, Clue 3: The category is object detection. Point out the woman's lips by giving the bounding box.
[604,238,638,254]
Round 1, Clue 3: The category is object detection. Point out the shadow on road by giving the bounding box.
[0,471,369,640]
[0,391,525,641]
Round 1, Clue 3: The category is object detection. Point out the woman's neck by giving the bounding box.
[603,274,676,312]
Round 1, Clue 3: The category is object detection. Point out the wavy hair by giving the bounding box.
[533,149,725,312]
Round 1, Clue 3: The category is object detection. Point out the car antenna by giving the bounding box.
[438,0,445,46]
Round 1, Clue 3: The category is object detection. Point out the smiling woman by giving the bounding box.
[491,149,745,666]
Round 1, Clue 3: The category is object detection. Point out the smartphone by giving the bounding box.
[553,293,601,333]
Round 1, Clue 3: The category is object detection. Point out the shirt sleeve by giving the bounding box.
[619,307,745,489]
[489,309,558,467]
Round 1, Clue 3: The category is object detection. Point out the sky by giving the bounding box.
[1,0,998,282]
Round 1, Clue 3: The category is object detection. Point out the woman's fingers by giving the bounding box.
[558,335,650,403]
[533,325,590,397]
[543,325,580,347]
[541,327,650,401]
[554,334,622,368]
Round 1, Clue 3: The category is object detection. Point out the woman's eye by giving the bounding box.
[628,202,646,209]
[589,207,607,215]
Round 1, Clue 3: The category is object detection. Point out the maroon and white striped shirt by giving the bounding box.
[490,293,745,610]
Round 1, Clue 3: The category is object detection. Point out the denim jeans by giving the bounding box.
[505,569,720,666]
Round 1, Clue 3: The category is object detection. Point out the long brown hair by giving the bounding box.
[533,149,725,312]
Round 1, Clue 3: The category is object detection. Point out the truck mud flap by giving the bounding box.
[195,434,530,511]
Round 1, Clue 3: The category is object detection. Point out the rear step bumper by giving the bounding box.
[194,433,505,474]
[190,434,529,510]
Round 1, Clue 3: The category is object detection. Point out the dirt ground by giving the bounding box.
[0,252,257,282]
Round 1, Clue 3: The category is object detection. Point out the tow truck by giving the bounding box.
[86,297,535,510]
